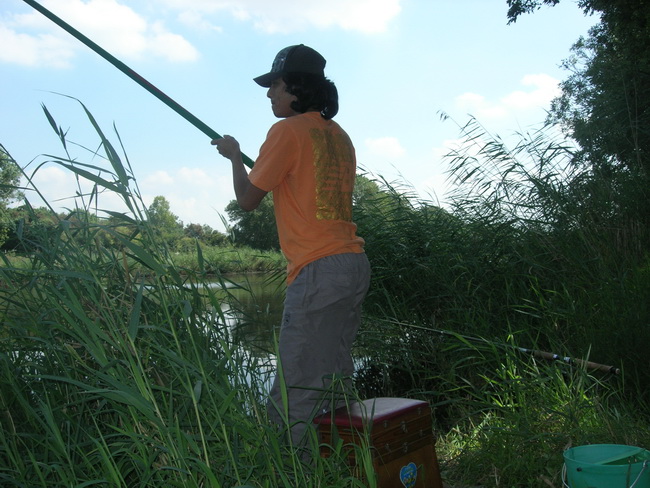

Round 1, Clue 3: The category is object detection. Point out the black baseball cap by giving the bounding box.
[253,44,326,87]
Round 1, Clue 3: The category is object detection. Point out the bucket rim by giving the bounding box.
[564,444,649,467]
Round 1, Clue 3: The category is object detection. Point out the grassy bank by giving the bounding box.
[351,118,650,486]
[0,104,368,487]
[170,244,285,276]
[0,238,367,487]
[2,104,650,487]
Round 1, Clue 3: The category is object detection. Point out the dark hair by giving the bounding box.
[282,72,339,120]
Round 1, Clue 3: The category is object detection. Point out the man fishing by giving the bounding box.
[212,44,371,453]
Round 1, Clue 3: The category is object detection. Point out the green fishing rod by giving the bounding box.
[384,319,620,375]
[22,0,254,168]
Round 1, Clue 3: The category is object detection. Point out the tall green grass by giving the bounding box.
[0,102,374,487]
[353,117,650,486]
[170,245,285,275]
[4,100,650,487]
[356,116,650,387]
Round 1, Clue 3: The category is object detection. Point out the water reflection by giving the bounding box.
[213,273,285,355]
[210,273,285,395]
[203,273,372,398]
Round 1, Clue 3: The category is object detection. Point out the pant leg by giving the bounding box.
[267,253,371,447]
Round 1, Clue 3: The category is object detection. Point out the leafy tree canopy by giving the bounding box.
[506,0,595,23]
[0,145,23,208]
[507,1,649,165]
[0,145,24,246]
[147,195,184,247]
[184,222,228,247]
[225,194,279,251]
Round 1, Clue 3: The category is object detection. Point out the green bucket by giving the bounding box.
[563,444,650,488]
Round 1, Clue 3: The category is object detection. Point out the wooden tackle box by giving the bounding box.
[314,397,443,488]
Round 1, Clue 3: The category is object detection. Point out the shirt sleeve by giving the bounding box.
[249,120,298,193]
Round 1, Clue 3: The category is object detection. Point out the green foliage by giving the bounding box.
[147,195,184,249]
[434,335,647,487]
[551,14,650,175]
[359,115,650,390]
[0,145,22,205]
[225,195,279,251]
[509,1,650,199]
[184,222,228,247]
[506,0,562,24]
[353,115,650,485]
[6,11,650,480]
[354,177,465,324]
[171,244,285,275]
[0,102,372,487]
[0,145,24,247]
[1,204,57,252]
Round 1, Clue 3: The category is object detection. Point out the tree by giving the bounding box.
[507,1,650,175]
[1,205,58,252]
[0,146,22,204]
[352,174,384,208]
[506,0,562,22]
[0,145,24,246]
[147,196,184,249]
[184,222,228,247]
[225,194,279,251]
[506,0,650,239]
[184,223,205,240]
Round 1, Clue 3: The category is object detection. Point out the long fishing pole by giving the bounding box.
[385,319,621,375]
[22,0,254,168]
[516,347,620,375]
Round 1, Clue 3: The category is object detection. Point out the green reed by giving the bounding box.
[353,116,650,486]
[3,99,650,487]
[0,101,372,487]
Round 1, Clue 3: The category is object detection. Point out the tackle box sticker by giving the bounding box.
[400,461,417,488]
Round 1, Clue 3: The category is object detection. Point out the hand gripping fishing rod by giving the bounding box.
[22,0,254,168]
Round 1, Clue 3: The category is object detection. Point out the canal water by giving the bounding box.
[217,273,286,354]
[207,273,373,397]
[206,273,286,394]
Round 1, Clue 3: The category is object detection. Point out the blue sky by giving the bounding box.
[1,0,597,231]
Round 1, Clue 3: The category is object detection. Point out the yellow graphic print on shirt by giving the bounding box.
[310,128,355,221]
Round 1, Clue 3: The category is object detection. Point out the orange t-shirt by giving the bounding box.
[249,112,365,284]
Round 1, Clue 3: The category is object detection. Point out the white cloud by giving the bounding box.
[501,73,561,110]
[25,163,131,214]
[336,0,401,34]
[455,92,509,121]
[177,10,222,33]
[143,167,214,187]
[142,21,198,62]
[365,136,406,160]
[177,167,214,186]
[143,170,175,186]
[0,25,75,68]
[1,0,199,68]
[3,0,399,68]
[160,0,402,34]
[455,73,560,122]
[139,166,232,229]
[431,137,465,163]
[23,163,233,231]
[160,194,220,227]
[29,165,70,189]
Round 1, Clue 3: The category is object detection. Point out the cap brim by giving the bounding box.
[253,71,281,87]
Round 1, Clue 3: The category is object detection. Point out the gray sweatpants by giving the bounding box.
[267,252,371,448]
